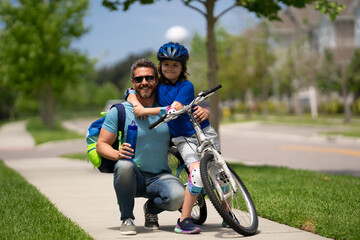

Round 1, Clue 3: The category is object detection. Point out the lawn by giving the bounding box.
[230,163,360,240]
[26,118,83,145]
[0,160,93,240]
[222,114,360,138]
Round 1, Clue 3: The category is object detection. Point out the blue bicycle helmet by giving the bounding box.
[157,42,189,63]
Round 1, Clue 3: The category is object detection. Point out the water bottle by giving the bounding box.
[125,120,138,160]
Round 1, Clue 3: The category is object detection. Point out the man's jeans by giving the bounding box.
[113,160,185,220]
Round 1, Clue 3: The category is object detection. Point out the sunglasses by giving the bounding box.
[133,75,155,84]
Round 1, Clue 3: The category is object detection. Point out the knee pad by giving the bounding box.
[188,162,203,195]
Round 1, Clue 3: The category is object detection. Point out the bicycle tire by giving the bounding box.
[168,147,207,225]
[200,153,258,235]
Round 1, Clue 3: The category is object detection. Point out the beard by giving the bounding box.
[135,84,156,99]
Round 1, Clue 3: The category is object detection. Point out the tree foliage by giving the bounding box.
[95,51,153,91]
[316,49,340,94]
[0,0,93,128]
[102,0,344,21]
[101,0,344,131]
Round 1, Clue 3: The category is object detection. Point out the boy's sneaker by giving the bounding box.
[222,211,240,228]
[222,220,231,228]
[174,217,201,234]
[120,218,136,235]
[144,202,159,230]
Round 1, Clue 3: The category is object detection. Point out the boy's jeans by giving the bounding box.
[113,160,184,220]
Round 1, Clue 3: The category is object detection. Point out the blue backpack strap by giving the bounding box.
[113,103,126,144]
[98,103,126,173]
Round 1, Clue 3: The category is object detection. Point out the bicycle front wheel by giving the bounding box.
[200,153,258,236]
[168,146,207,225]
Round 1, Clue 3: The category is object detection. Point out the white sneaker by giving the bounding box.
[120,218,136,235]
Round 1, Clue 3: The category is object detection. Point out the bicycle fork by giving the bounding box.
[205,149,238,201]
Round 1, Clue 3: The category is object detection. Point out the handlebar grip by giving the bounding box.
[149,114,166,129]
[199,84,222,97]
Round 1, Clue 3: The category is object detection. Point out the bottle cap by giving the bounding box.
[128,120,138,130]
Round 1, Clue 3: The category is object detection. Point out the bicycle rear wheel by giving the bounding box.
[168,146,207,225]
[200,153,258,236]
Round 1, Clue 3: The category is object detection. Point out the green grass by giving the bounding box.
[0,160,93,240]
[222,114,360,138]
[60,153,87,161]
[26,118,83,145]
[230,163,360,240]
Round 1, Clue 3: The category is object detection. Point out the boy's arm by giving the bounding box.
[171,101,184,111]
[126,92,142,108]
[124,89,150,119]
[133,105,163,117]
[125,89,166,117]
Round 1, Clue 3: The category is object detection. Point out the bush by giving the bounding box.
[319,100,343,114]
[60,81,121,110]
[351,98,360,116]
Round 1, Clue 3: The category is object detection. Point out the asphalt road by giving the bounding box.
[219,122,360,177]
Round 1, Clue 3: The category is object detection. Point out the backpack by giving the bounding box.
[86,104,126,173]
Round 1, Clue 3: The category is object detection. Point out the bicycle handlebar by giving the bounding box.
[148,84,222,129]
[198,84,222,97]
[149,113,166,129]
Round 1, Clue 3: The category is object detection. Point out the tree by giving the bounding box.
[0,0,93,129]
[316,50,341,94]
[346,49,360,112]
[95,51,153,91]
[102,0,344,132]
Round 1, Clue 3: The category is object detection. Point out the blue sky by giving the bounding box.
[72,1,258,68]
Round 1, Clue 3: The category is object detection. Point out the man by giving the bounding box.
[96,58,185,235]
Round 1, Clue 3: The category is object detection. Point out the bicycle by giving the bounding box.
[150,85,258,236]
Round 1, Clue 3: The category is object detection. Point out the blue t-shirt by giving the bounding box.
[102,102,171,174]
[157,80,210,137]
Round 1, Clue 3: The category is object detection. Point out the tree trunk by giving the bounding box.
[38,83,55,130]
[205,0,220,133]
[340,67,351,123]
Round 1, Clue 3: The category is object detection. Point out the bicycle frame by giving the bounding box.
[150,84,238,200]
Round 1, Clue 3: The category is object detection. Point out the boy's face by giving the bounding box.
[161,60,182,83]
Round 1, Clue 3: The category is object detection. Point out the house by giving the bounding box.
[268,0,359,65]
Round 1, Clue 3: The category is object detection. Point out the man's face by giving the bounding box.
[132,67,158,99]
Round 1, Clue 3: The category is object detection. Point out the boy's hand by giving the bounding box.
[133,104,149,120]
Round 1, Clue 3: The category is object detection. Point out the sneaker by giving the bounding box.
[222,211,240,228]
[174,217,201,234]
[222,220,231,228]
[120,218,136,235]
[144,202,159,230]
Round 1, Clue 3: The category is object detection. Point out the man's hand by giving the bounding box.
[118,143,134,160]
[193,106,210,123]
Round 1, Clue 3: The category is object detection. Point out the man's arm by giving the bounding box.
[193,106,210,123]
[96,128,133,160]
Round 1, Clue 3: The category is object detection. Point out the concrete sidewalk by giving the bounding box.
[0,121,330,239]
